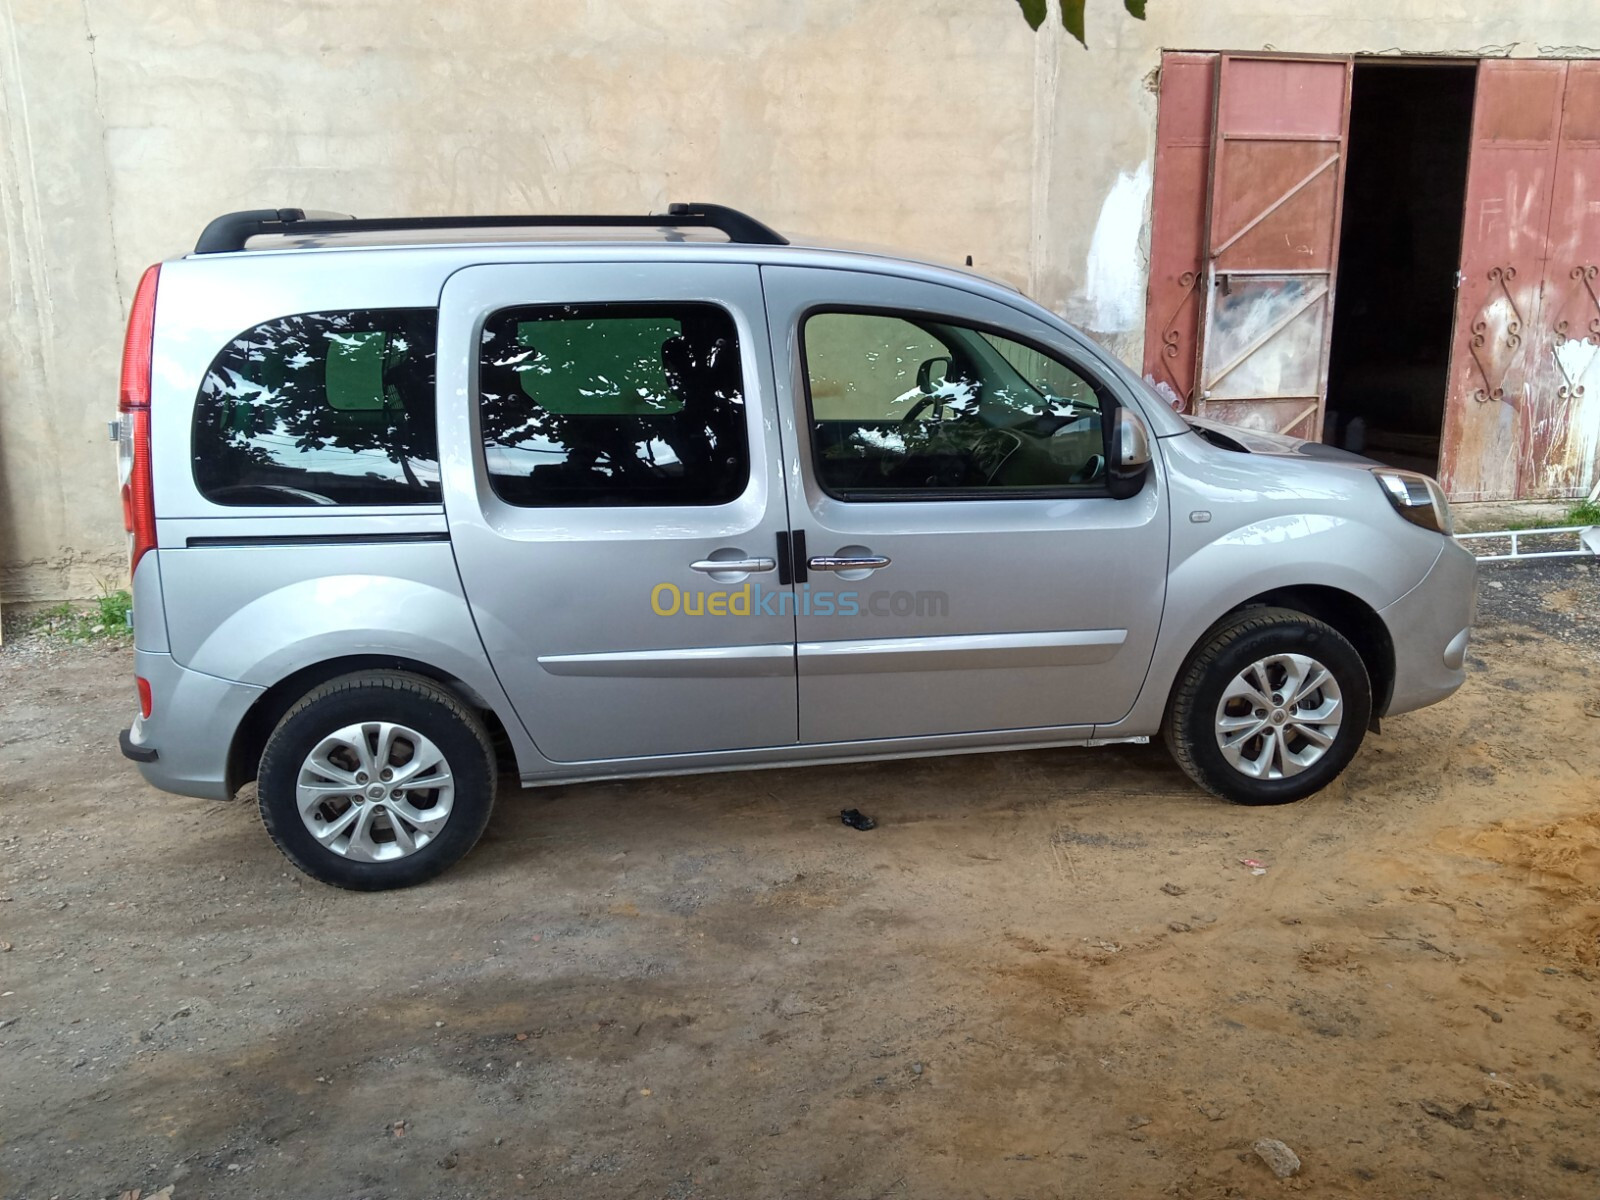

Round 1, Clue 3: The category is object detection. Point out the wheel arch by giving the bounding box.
[226,655,518,798]
[1174,585,1395,728]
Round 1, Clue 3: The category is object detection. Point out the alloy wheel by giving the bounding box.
[295,721,455,861]
[1213,653,1344,780]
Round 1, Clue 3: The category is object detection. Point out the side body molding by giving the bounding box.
[798,630,1127,674]
[537,644,795,678]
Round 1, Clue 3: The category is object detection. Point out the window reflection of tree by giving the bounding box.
[479,305,748,506]
[195,310,439,503]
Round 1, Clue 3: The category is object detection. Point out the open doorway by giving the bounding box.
[1323,60,1477,474]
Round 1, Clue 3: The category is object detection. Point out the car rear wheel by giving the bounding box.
[257,672,497,889]
[1164,607,1371,806]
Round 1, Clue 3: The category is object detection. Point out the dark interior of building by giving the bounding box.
[1324,61,1477,474]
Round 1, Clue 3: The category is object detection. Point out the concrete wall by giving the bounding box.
[3,0,1597,602]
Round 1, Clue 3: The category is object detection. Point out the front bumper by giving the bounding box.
[120,649,266,800]
[1378,537,1479,717]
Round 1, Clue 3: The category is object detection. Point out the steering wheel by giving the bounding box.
[210,483,339,506]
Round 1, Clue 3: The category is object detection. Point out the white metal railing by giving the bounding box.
[1455,525,1599,562]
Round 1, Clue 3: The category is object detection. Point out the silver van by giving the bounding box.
[116,204,1476,889]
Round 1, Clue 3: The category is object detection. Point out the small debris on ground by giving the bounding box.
[1239,858,1268,876]
[840,809,876,831]
[1420,1100,1478,1130]
[1161,882,1185,896]
[1253,1138,1302,1178]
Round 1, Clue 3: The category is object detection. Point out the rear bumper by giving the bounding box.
[1378,537,1479,717]
[122,650,265,800]
[118,727,158,763]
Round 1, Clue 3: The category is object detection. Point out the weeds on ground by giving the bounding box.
[1569,499,1600,526]
[1502,499,1600,531]
[27,588,133,643]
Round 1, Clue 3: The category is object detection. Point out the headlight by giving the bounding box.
[1373,469,1453,536]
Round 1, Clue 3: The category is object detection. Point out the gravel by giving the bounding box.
[1475,558,1600,659]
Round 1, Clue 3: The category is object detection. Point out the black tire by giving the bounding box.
[257,672,497,890]
[1163,607,1371,806]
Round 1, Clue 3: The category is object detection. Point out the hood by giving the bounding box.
[1184,416,1377,465]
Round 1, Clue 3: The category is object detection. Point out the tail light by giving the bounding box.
[118,265,160,573]
[136,676,153,720]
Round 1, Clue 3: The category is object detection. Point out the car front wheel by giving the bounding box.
[257,672,497,889]
[1164,607,1372,806]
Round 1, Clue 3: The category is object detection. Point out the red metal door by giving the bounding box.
[1439,60,1567,501]
[1142,52,1216,412]
[1196,55,1352,440]
[1524,61,1600,498]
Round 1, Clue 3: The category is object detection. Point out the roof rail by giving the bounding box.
[192,202,788,254]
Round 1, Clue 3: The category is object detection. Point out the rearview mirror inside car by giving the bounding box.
[916,355,952,393]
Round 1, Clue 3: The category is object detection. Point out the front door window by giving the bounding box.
[801,311,1111,498]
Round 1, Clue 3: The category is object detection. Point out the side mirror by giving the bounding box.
[1107,407,1152,500]
[917,355,952,394]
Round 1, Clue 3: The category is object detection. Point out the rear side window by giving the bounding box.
[193,309,439,507]
[478,302,749,507]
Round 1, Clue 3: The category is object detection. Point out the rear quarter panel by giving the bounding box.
[147,249,543,774]
[157,541,541,770]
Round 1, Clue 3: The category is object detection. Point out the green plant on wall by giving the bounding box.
[1015,0,1146,46]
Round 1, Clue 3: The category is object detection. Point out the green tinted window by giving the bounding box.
[513,318,684,415]
[480,302,748,507]
[324,330,391,412]
[804,312,950,421]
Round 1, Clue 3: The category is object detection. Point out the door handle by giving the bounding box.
[808,554,891,572]
[690,557,776,574]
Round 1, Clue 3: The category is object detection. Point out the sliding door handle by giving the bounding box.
[690,557,776,574]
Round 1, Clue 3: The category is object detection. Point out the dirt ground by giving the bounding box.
[2,561,1598,1200]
